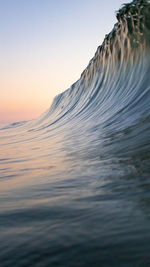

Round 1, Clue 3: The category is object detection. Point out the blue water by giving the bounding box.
[0,0,150,266]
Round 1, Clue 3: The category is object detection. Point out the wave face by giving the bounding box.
[0,1,150,266]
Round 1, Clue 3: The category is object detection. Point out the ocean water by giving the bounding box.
[0,0,150,266]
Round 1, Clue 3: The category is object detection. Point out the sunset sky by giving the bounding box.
[0,0,129,123]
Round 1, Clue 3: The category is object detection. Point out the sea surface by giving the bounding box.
[0,0,150,266]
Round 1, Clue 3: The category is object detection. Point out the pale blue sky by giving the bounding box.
[0,0,130,122]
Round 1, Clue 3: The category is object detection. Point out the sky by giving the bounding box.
[0,0,130,123]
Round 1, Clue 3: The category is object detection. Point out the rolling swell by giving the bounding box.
[26,0,150,158]
[0,0,150,266]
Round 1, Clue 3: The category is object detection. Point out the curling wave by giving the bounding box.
[8,0,150,158]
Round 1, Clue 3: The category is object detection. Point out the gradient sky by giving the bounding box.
[0,0,130,123]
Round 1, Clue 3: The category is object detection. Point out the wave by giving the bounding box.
[3,0,149,156]
[0,0,150,177]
